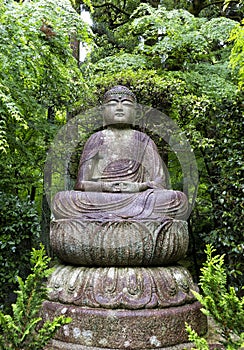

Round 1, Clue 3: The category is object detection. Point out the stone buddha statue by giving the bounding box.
[44,86,207,350]
[52,85,188,222]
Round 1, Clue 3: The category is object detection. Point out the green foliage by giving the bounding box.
[186,324,209,350]
[0,0,93,311]
[130,4,236,70]
[229,20,244,89]
[0,0,91,150]
[0,192,41,311]
[0,0,92,205]
[85,53,151,75]
[0,244,71,350]
[186,245,244,349]
[197,98,243,287]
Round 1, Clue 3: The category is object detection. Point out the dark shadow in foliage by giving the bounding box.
[0,192,41,312]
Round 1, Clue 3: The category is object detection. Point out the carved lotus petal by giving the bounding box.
[47,265,198,309]
[50,219,189,266]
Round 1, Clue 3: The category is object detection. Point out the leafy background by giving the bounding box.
[0,0,243,311]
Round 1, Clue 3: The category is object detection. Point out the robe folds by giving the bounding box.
[52,129,188,221]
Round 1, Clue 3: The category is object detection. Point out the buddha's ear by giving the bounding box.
[99,104,107,127]
[99,105,105,112]
[133,103,141,126]
[98,105,104,120]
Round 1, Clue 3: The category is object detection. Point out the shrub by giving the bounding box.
[0,192,40,311]
[186,244,244,349]
[0,244,71,350]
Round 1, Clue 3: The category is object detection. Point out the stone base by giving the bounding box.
[42,301,207,349]
[47,339,195,350]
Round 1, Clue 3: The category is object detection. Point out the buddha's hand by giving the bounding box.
[108,182,148,193]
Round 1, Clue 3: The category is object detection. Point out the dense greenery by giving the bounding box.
[0,0,243,310]
[229,19,244,89]
[186,245,244,349]
[0,192,40,310]
[0,245,71,350]
[0,0,92,198]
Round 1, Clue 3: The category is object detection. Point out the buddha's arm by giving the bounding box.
[75,180,102,191]
[74,158,94,189]
[146,178,166,190]
[75,132,104,189]
[143,138,167,189]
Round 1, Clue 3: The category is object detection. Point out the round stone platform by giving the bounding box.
[47,339,195,350]
[42,301,207,349]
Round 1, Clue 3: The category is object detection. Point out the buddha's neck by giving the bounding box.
[106,124,133,131]
[104,126,134,140]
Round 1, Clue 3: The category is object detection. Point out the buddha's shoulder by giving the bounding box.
[84,131,104,147]
[133,130,151,142]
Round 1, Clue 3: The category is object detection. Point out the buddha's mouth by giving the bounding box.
[114,113,125,117]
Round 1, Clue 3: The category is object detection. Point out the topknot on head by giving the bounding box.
[103,85,136,103]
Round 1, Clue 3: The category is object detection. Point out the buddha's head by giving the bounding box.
[103,85,136,127]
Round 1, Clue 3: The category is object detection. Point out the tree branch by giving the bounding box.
[192,0,239,16]
[93,2,131,17]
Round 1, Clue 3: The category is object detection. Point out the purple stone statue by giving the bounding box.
[52,85,188,222]
[43,86,207,350]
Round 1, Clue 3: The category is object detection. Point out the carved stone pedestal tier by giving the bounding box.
[47,265,197,308]
[46,340,198,350]
[50,219,189,266]
[43,300,207,350]
[43,263,207,349]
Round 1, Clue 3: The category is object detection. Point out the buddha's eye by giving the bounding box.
[122,101,133,106]
[106,100,117,106]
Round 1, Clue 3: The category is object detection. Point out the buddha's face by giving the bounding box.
[103,95,136,127]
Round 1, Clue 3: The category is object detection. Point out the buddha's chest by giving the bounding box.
[91,130,140,179]
[99,130,135,161]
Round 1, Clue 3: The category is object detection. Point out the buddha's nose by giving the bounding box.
[116,101,123,110]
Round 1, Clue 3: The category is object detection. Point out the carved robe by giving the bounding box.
[52,129,188,221]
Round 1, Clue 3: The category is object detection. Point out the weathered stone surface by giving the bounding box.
[50,219,188,266]
[42,300,207,349]
[47,265,197,309]
[47,340,195,349]
[44,86,207,350]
